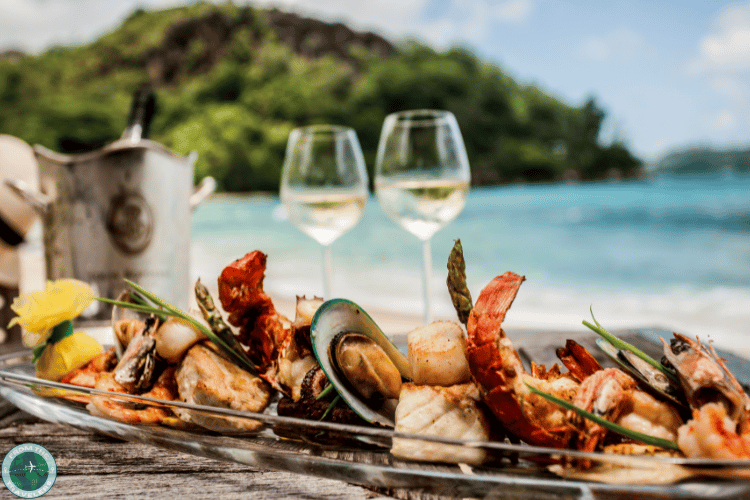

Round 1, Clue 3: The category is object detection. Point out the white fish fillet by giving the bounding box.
[391,382,490,465]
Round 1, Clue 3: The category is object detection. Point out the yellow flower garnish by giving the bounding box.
[36,331,103,381]
[8,279,95,348]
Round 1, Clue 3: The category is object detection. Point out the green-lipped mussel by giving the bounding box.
[595,338,686,408]
[310,299,411,427]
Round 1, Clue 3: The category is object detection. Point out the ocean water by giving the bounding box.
[191,174,750,356]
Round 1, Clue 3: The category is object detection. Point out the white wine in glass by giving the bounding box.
[375,110,471,324]
[280,125,369,299]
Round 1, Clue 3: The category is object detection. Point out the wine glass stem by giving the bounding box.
[322,244,333,299]
[421,238,432,324]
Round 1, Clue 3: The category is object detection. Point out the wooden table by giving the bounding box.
[0,339,416,500]
[1,330,748,500]
[0,413,412,500]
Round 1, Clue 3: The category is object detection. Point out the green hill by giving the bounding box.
[0,2,642,191]
[651,147,750,176]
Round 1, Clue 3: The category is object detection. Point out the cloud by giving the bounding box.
[493,0,535,23]
[0,0,178,53]
[689,2,750,74]
[706,109,740,134]
[687,3,750,139]
[578,27,650,63]
[1,0,537,55]
[701,74,750,136]
[253,0,535,49]
[710,75,750,104]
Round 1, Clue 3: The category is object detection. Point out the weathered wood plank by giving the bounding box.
[0,416,398,499]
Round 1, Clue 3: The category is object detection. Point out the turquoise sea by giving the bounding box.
[191,174,750,356]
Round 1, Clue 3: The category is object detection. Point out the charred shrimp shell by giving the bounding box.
[310,299,411,427]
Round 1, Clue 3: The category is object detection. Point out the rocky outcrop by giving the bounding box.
[266,8,395,63]
[0,50,25,63]
[145,6,395,85]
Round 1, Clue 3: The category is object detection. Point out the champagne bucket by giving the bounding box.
[4,89,215,323]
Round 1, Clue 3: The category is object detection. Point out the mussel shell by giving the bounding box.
[330,331,403,401]
[310,299,411,427]
[113,316,160,393]
[595,338,686,408]
[111,289,151,358]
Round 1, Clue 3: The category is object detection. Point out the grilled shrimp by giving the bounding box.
[89,367,178,425]
[662,333,750,459]
[662,333,750,422]
[678,402,750,459]
[573,368,683,452]
[218,251,289,371]
[216,252,318,400]
[466,272,580,447]
[465,270,685,451]
[60,348,118,389]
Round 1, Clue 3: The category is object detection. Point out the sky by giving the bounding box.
[1,0,749,163]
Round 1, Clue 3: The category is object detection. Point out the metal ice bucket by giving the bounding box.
[5,89,215,323]
[6,140,215,323]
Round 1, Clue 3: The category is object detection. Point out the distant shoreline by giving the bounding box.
[198,169,750,200]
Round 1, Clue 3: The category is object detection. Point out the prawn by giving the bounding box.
[662,333,750,459]
[218,251,289,371]
[572,368,683,452]
[89,367,178,425]
[465,270,684,451]
[678,402,750,459]
[466,272,580,447]
[60,348,117,389]
[217,251,317,400]
[662,333,750,422]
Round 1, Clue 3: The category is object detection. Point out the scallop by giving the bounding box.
[310,299,411,427]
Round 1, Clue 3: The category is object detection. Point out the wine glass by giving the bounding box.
[280,125,369,299]
[374,110,471,324]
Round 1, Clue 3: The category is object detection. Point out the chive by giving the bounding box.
[97,280,258,375]
[319,393,341,421]
[127,291,151,307]
[315,383,335,400]
[525,383,680,451]
[583,308,679,384]
[97,298,165,315]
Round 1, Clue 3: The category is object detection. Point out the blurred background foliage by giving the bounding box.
[0,1,643,192]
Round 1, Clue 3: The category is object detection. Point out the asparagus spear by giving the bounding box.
[447,239,473,325]
[98,279,257,374]
[194,279,250,363]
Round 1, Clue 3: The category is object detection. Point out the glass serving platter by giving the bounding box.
[1,348,750,500]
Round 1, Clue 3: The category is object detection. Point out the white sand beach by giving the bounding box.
[12,223,750,362]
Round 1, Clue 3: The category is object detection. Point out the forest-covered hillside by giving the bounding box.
[651,147,750,176]
[0,2,642,191]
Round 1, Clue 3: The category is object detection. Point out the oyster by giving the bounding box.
[310,299,411,427]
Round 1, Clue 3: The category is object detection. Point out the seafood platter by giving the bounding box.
[1,241,750,499]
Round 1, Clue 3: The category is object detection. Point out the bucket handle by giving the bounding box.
[3,178,52,217]
[190,176,216,211]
